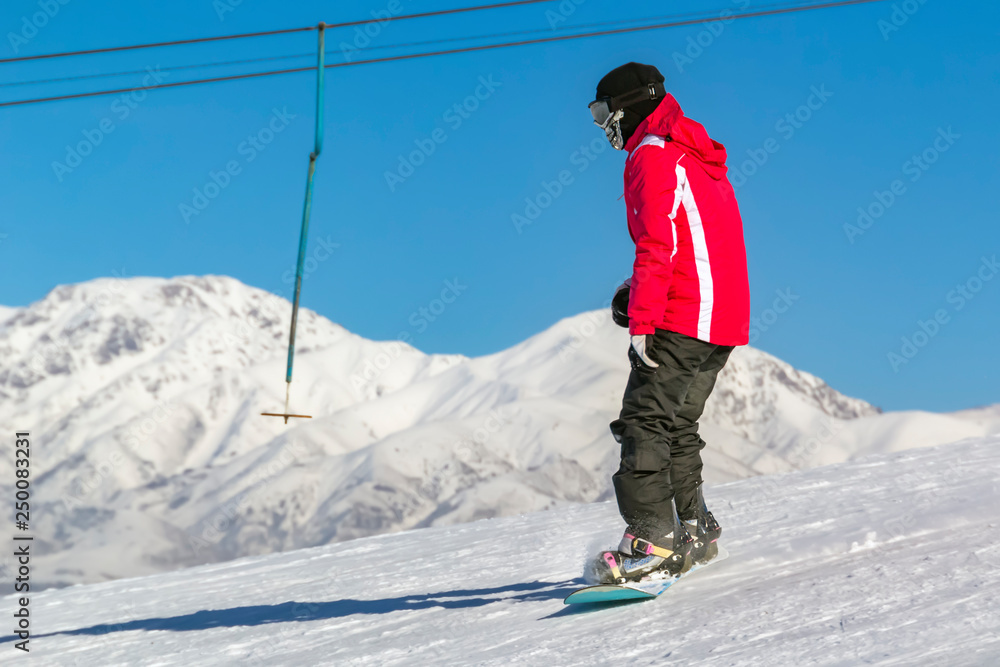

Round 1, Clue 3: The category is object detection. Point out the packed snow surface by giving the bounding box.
[6,436,999,666]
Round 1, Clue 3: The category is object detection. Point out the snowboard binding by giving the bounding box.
[682,486,722,565]
[589,531,694,585]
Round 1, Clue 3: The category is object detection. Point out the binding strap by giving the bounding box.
[632,538,674,559]
[602,552,622,581]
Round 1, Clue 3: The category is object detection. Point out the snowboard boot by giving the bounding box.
[680,486,721,565]
[590,509,694,584]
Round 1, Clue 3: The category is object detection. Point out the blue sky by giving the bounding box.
[1,0,997,412]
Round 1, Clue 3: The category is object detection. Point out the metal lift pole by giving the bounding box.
[262,22,325,424]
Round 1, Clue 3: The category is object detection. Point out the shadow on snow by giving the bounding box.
[4,579,583,641]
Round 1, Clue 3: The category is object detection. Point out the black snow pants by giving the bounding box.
[610,328,733,539]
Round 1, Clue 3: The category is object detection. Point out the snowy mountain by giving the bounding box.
[1,275,998,589]
[5,436,999,665]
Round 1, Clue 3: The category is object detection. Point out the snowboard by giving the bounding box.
[564,545,729,605]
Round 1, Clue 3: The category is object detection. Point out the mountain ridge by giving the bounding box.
[0,274,996,589]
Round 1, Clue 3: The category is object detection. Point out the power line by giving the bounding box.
[0,0,889,109]
[0,5,737,89]
[331,3,764,54]
[0,26,315,65]
[0,53,312,88]
[0,67,314,107]
[0,0,558,65]
[326,0,875,70]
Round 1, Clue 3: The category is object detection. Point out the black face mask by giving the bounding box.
[589,82,666,149]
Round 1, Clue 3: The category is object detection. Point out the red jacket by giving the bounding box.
[623,95,750,346]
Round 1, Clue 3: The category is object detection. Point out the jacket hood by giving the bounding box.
[624,94,730,181]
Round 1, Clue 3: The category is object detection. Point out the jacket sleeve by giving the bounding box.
[628,149,680,336]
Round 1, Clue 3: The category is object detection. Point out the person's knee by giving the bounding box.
[670,457,704,485]
[619,437,671,474]
[670,425,705,452]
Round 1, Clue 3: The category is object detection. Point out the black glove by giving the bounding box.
[611,279,631,328]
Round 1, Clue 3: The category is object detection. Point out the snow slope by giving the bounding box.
[5,436,999,666]
[1,275,998,589]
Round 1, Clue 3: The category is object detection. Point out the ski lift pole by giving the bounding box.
[264,22,325,424]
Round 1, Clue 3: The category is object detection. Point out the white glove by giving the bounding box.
[630,334,658,368]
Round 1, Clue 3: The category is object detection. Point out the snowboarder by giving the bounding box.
[589,62,750,583]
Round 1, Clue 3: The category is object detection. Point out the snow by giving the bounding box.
[5,436,999,665]
[1,275,999,589]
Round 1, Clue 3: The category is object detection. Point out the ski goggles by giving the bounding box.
[588,81,666,129]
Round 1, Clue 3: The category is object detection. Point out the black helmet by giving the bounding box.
[590,63,666,149]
